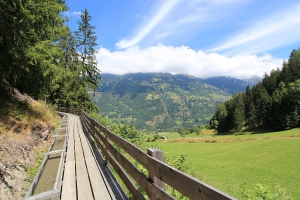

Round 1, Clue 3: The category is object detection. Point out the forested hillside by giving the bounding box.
[95,73,231,130]
[202,76,260,94]
[211,48,300,132]
[0,1,100,111]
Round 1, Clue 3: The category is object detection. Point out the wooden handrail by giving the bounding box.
[60,108,236,200]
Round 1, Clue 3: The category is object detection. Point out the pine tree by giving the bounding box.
[75,9,101,94]
[48,26,79,107]
[214,103,229,132]
[262,69,281,95]
[0,0,67,97]
[232,93,245,132]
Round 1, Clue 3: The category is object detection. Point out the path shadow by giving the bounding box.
[80,118,128,200]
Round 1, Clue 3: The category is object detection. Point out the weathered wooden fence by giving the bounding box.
[58,107,81,116]
[61,108,236,200]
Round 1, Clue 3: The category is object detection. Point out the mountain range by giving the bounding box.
[94,73,260,130]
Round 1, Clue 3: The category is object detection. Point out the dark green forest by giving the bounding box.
[0,0,100,112]
[210,48,300,133]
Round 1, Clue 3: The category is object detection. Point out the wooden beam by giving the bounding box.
[23,188,60,200]
[44,149,65,156]
[53,134,66,138]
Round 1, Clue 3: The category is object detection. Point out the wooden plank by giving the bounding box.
[44,149,65,155]
[74,116,94,200]
[61,161,76,200]
[85,157,113,200]
[81,117,123,200]
[61,116,77,200]
[54,152,65,189]
[53,134,66,138]
[77,120,112,200]
[23,188,60,200]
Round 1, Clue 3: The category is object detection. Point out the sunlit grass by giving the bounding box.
[145,129,300,199]
[0,97,60,135]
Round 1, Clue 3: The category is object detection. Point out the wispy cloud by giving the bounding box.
[209,4,300,55]
[116,0,181,49]
[64,11,81,18]
[97,45,283,79]
[131,14,147,20]
[114,1,300,55]
[116,0,244,49]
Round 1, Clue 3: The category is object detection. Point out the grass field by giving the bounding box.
[144,129,300,199]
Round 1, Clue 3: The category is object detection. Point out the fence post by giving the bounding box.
[147,148,165,191]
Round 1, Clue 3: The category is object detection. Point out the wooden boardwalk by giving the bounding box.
[61,114,126,200]
[26,109,235,200]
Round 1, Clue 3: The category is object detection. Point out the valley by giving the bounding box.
[94,73,256,130]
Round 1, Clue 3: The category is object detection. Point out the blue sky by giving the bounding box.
[66,0,300,78]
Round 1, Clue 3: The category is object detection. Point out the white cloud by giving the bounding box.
[116,0,181,49]
[71,11,81,17]
[209,4,300,54]
[97,45,283,79]
[63,11,81,18]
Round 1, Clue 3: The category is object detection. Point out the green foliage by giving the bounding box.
[189,126,203,135]
[26,150,45,182]
[75,9,101,94]
[118,124,145,146]
[211,47,300,133]
[0,0,67,97]
[165,154,189,199]
[213,103,228,132]
[152,133,160,141]
[243,183,291,200]
[0,2,99,112]
[178,126,188,137]
[166,154,188,172]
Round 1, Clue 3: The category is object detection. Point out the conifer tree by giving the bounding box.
[214,103,228,132]
[75,9,101,94]
[232,93,245,132]
[48,26,79,107]
[0,0,67,97]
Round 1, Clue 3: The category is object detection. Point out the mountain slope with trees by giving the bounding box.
[94,73,231,130]
[202,76,260,94]
[210,48,300,133]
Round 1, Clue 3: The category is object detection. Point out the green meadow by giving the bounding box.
[145,129,300,199]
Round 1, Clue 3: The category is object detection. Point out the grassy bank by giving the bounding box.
[145,129,300,199]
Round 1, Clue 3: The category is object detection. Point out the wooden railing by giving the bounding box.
[58,107,81,116]
[61,108,236,200]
